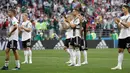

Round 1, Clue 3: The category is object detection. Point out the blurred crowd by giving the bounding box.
[0,0,130,40]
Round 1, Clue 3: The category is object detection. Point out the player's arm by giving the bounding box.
[9,24,17,37]
[22,26,32,32]
[114,18,124,29]
[21,23,32,32]
[120,20,130,28]
[69,18,80,28]
[66,20,75,28]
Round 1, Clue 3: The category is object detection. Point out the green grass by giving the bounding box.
[0,49,130,73]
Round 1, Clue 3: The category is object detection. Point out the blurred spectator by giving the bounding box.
[110,30,118,40]
[0,0,128,40]
[91,30,96,40]
[86,31,92,40]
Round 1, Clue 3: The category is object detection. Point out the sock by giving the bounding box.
[24,50,28,62]
[73,50,76,65]
[117,52,124,67]
[5,61,9,67]
[71,49,76,65]
[66,48,70,54]
[82,50,88,63]
[15,60,20,68]
[28,49,32,63]
[76,50,81,65]
[69,49,73,62]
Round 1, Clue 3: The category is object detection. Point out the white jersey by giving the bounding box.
[9,17,18,41]
[119,14,130,39]
[70,17,81,38]
[61,21,73,39]
[65,29,73,39]
[21,20,32,41]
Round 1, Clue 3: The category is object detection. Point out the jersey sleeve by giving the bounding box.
[12,19,18,25]
[12,21,18,25]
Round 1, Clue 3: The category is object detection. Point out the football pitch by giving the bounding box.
[0,49,130,73]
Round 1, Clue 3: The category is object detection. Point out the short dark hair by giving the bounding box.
[122,5,130,12]
[9,9,16,16]
[122,5,129,9]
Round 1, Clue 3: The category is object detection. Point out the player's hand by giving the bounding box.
[8,32,12,37]
[20,25,24,29]
[114,18,120,24]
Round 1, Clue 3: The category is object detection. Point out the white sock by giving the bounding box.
[15,60,20,68]
[71,49,76,65]
[117,52,124,67]
[69,49,73,62]
[24,51,28,62]
[76,50,81,65]
[66,49,70,54]
[82,50,88,63]
[28,49,32,62]
[5,61,9,67]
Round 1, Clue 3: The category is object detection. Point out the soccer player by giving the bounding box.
[68,9,82,66]
[58,15,73,64]
[19,13,32,64]
[80,14,88,65]
[0,9,20,70]
[64,15,74,64]
[111,5,130,70]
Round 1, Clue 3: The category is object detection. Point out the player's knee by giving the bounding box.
[118,49,124,53]
[127,49,130,53]
[5,58,9,61]
[5,50,9,54]
[12,49,17,53]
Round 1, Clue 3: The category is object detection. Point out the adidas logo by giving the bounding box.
[96,40,108,49]
[54,40,64,50]
[0,41,6,50]
[32,41,45,50]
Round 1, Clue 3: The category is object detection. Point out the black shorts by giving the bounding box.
[22,39,31,48]
[80,39,88,51]
[70,36,81,47]
[7,40,17,50]
[64,38,71,48]
[118,37,130,49]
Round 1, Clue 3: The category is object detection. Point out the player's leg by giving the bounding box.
[75,37,81,66]
[22,41,29,64]
[81,50,88,64]
[127,48,130,53]
[68,38,76,66]
[28,47,32,64]
[12,49,20,70]
[0,41,12,70]
[81,39,88,65]
[68,46,73,64]
[22,48,29,64]
[64,39,72,63]
[5,48,10,67]
[12,40,20,70]
[64,39,70,56]
[0,48,10,70]
[126,37,130,53]
[111,48,124,70]
[111,39,125,70]
[75,49,81,66]
[27,39,32,64]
